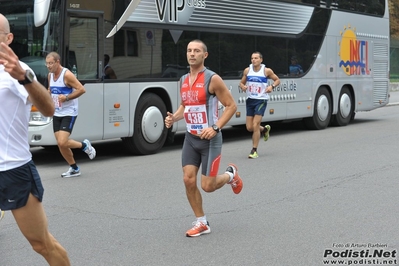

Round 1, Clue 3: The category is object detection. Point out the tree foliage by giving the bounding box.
[390,0,399,39]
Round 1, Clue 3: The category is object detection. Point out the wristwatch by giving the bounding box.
[212,124,220,133]
[18,69,35,85]
[66,95,70,101]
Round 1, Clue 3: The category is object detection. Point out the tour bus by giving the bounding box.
[3,0,390,155]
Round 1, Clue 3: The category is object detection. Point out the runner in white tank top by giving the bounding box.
[246,63,270,100]
[49,67,78,116]
[46,52,96,178]
[239,51,280,158]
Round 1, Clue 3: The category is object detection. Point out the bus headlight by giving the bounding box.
[29,111,52,125]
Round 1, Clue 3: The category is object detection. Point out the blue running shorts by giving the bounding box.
[246,98,268,117]
[0,160,44,210]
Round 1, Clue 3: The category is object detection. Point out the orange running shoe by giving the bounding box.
[227,163,243,194]
[186,221,211,237]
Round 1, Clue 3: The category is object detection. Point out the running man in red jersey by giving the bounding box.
[165,39,243,237]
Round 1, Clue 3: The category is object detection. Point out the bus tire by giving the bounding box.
[330,86,353,126]
[350,111,356,120]
[122,93,167,155]
[304,86,332,130]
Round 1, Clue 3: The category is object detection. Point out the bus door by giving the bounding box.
[64,11,104,80]
[63,11,107,140]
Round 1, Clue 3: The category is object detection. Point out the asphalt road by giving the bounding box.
[1,95,399,266]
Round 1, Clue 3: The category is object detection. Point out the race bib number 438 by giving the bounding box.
[184,105,208,134]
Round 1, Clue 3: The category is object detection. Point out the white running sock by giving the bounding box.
[226,171,234,182]
[197,216,207,225]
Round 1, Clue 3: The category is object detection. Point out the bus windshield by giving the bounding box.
[1,0,61,85]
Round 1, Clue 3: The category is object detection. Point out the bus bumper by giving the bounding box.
[28,122,56,146]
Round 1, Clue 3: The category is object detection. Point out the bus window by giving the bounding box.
[68,17,99,79]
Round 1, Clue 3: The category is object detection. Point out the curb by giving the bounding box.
[387,102,399,107]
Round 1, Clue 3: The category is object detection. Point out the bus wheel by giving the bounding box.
[122,93,167,155]
[304,86,332,130]
[330,86,353,126]
[350,112,356,120]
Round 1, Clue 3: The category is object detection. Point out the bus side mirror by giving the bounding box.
[34,0,51,27]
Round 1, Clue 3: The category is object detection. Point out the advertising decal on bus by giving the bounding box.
[339,25,370,76]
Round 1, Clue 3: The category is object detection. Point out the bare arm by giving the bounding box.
[265,68,280,93]
[59,70,86,102]
[165,77,186,128]
[0,43,54,116]
[105,67,117,79]
[209,75,237,129]
[25,82,55,117]
[165,102,185,129]
[171,103,185,121]
[239,68,249,91]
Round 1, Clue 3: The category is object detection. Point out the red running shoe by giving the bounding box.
[227,163,243,194]
[186,221,211,237]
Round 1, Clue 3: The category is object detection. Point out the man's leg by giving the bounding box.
[54,130,82,165]
[183,165,203,218]
[251,114,263,149]
[184,166,234,237]
[183,164,213,237]
[12,193,70,266]
[54,116,82,166]
[246,115,261,158]
[245,116,254,132]
[248,99,268,158]
[201,173,230,193]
